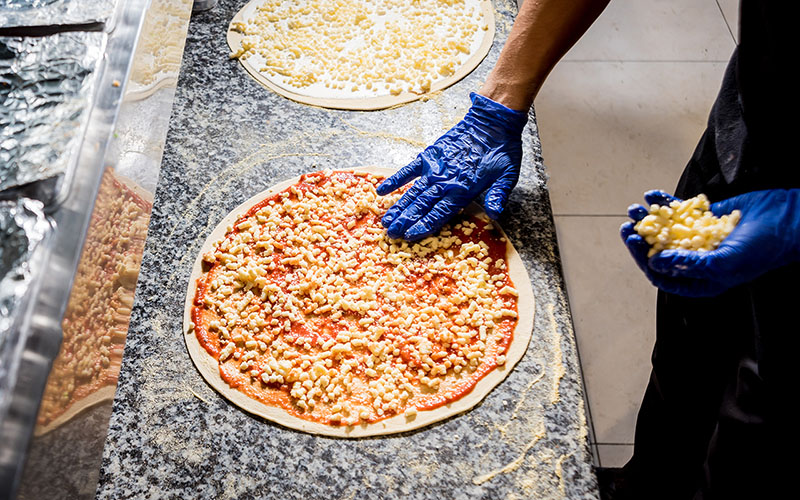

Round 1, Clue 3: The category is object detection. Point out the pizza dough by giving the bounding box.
[184,167,534,437]
[226,0,495,110]
[126,0,193,100]
[35,170,152,436]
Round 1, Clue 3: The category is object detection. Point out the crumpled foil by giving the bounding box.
[0,0,118,28]
[0,32,105,192]
[0,198,52,416]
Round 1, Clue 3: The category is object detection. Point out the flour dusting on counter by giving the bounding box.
[95,1,598,498]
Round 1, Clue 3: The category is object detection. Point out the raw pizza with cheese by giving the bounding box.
[185,167,533,436]
[36,169,152,435]
[226,0,495,110]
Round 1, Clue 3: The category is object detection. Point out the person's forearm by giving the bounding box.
[480,0,610,111]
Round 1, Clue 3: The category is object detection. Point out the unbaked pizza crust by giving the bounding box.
[125,0,192,102]
[34,386,116,437]
[183,166,534,437]
[35,170,152,436]
[226,0,496,110]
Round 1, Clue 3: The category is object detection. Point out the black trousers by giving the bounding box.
[623,271,797,500]
[621,52,799,498]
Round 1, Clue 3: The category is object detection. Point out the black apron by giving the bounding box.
[621,2,800,499]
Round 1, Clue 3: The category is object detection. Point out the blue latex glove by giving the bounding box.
[376,92,528,241]
[620,190,693,292]
[621,189,800,297]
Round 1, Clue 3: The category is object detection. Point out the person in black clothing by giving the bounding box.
[375,1,800,498]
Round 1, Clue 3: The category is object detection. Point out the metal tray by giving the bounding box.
[0,0,120,29]
[0,0,150,497]
[0,198,52,424]
[0,32,107,207]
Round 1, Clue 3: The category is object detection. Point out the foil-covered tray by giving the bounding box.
[0,0,152,496]
[0,32,106,197]
[0,0,119,28]
[0,198,52,422]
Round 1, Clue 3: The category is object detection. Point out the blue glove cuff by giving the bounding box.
[468,92,528,136]
[711,188,800,264]
[781,189,800,262]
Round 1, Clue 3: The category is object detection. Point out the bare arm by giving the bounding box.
[480,0,611,111]
[378,0,611,240]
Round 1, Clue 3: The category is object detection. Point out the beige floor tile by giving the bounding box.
[554,215,655,445]
[564,0,735,61]
[597,444,635,468]
[716,0,740,43]
[537,60,727,216]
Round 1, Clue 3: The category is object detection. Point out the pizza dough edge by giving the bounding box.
[33,386,117,437]
[125,75,179,102]
[34,170,152,437]
[225,0,496,111]
[183,166,534,437]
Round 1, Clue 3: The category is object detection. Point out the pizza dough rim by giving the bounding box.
[124,74,178,102]
[34,172,151,437]
[226,0,496,111]
[34,386,116,437]
[183,166,534,437]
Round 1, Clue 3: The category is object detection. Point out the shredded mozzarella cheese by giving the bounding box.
[230,0,487,97]
[197,170,518,425]
[634,194,740,257]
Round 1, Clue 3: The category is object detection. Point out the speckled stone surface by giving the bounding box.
[96,1,600,498]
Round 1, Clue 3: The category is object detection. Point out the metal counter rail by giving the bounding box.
[0,0,149,497]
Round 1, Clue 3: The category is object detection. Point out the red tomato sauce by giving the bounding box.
[191,171,519,425]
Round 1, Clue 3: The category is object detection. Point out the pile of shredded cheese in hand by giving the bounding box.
[230,0,488,97]
[635,194,741,257]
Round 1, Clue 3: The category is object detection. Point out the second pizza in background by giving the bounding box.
[227,0,495,110]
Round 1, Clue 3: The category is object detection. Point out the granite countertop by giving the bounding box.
[96,1,599,498]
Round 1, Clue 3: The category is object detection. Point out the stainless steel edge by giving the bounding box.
[0,0,150,497]
[48,37,110,210]
[0,200,53,427]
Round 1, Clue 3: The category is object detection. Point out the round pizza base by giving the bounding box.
[226,1,496,110]
[124,74,178,102]
[35,171,150,437]
[183,166,534,437]
[34,386,116,437]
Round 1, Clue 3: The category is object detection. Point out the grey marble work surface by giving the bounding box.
[96,1,599,498]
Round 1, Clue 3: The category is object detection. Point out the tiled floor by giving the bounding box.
[534,0,738,467]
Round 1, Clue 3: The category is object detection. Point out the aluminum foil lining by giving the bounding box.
[0,0,118,28]
[0,198,51,415]
[0,32,105,192]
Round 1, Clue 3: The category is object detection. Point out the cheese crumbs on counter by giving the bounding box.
[634,194,740,257]
[229,0,487,97]
[193,170,519,426]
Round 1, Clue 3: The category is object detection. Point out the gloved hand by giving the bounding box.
[621,189,800,297]
[376,92,528,241]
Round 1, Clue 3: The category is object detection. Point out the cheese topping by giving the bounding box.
[230,0,488,97]
[37,171,151,428]
[635,193,740,257]
[192,170,518,426]
[129,0,191,88]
